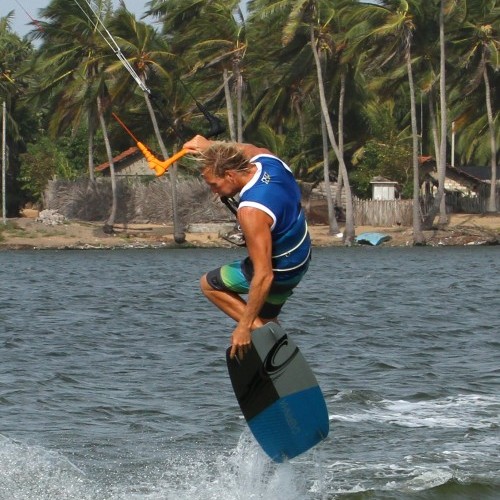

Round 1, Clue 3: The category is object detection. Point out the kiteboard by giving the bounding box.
[226,323,329,462]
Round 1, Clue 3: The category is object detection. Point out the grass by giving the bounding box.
[0,220,66,241]
[0,220,22,241]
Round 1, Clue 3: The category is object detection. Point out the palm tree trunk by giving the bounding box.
[86,117,97,221]
[437,0,448,225]
[428,93,441,214]
[143,89,185,243]
[338,72,345,156]
[483,63,498,212]
[294,98,305,147]
[335,71,346,219]
[335,169,344,209]
[428,95,440,167]
[97,95,117,232]
[321,112,339,235]
[87,113,95,183]
[223,68,236,141]
[233,60,243,142]
[310,26,355,245]
[407,50,425,245]
[421,2,448,229]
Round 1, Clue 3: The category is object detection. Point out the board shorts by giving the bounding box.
[205,256,310,319]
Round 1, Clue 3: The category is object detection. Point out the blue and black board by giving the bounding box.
[226,323,329,462]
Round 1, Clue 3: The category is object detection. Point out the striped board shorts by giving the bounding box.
[205,257,309,319]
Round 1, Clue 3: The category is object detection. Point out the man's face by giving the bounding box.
[202,169,238,197]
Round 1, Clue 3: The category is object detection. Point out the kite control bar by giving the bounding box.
[112,112,189,176]
[140,146,188,176]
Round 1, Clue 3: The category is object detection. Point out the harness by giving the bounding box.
[271,210,311,273]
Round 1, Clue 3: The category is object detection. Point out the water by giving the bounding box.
[1,246,499,499]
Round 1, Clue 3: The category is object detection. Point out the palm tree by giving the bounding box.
[248,0,357,243]
[109,6,186,242]
[97,92,118,231]
[183,3,246,142]
[243,27,315,149]
[244,37,319,180]
[150,0,245,142]
[426,0,450,226]
[1,14,34,137]
[1,13,27,144]
[417,1,467,226]
[320,111,341,234]
[32,0,120,229]
[347,0,426,244]
[310,23,356,244]
[0,13,17,100]
[202,4,247,143]
[1,13,35,215]
[453,0,499,212]
[149,0,254,235]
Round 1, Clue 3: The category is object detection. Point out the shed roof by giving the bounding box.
[95,146,143,172]
[370,176,398,184]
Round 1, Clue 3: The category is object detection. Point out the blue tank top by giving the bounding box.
[238,154,311,274]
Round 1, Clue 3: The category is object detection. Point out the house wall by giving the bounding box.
[372,184,396,200]
[444,178,478,196]
[116,158,154,176]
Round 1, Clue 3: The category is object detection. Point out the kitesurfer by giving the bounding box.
[183,136,311,359]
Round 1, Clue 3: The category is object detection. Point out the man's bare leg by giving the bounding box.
[200,274,276,329]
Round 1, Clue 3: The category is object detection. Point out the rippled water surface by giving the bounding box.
[1,246,499,499]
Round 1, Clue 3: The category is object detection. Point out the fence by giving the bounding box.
[353,198,413,227]
[339,189,495,227]
[44,177,233,224]
[44,178,497,227]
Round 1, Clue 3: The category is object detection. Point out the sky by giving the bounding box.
[1,0,153,37]
[1,0,249,38]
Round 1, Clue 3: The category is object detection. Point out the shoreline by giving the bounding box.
[0,213,498,250]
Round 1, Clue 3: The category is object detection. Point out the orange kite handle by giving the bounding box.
[112,113,191,176]
[155,148,189,176]
[136,144,189,176]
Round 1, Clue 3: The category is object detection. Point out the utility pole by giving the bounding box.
[2,101,6,224]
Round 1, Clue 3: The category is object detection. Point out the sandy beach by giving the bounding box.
[0,211,498,250]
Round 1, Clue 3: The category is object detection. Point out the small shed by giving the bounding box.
[370,176,398,200]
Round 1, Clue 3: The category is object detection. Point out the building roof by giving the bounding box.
[455,166,492,182]
[95,146,143,172]
[419,156,487,185]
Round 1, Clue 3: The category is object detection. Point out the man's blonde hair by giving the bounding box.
[200,142,249,177]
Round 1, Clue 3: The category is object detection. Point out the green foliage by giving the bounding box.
[351,139,412,198]
[350,99,413,197]
[19,136,80,202]
[56,126,90,167]
[1,0,498,214]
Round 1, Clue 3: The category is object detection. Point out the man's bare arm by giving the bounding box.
[229,207,274,359]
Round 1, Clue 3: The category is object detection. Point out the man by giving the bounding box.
[183,135,311,360]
